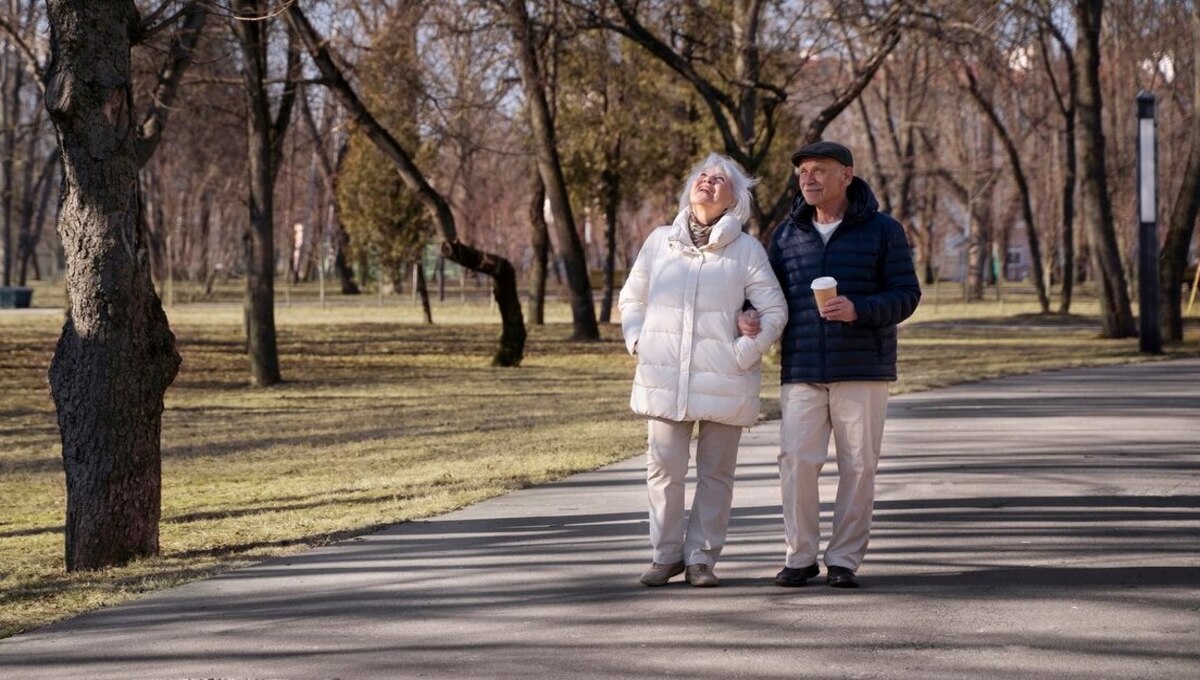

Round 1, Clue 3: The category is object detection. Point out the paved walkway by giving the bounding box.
[3,360,1199,679]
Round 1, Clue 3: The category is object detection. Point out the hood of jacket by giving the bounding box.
[787,176,880,229]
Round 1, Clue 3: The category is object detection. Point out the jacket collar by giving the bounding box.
[787,176,880,230]
[668,208,743,252]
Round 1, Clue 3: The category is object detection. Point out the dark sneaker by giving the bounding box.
[827,565,859,588]
[774,563,820,587]
[685,563,720,587]
[639,561,685,587]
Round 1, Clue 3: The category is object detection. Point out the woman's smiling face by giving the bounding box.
[690,168,734,215]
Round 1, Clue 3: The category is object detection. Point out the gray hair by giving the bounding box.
[678,152,759,224]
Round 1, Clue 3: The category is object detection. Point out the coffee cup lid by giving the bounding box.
[811,276,837,290]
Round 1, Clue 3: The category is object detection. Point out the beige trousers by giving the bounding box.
[778,381,889,571]
[645,418,743,568]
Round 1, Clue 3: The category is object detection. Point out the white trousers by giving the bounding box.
[645,417,743,568]
[778,381,889,571]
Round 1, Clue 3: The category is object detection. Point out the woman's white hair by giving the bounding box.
[678,152,759,224]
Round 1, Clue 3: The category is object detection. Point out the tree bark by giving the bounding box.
[284,3,525,366]
[598,136,621,324]
[597,163,619,326]
[506,0,598,340]
[415,259,432,325]
[1159,0,1200,342]
[527,171,549,326]
[1074,0,1136,337]
[1,42,23,286]
[45,0,181,571]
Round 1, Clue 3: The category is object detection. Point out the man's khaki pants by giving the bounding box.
[778,381,889,571]
[646,417,743,568]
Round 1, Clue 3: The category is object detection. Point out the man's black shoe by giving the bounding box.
[826,565,859,588]
[774,563,820,587]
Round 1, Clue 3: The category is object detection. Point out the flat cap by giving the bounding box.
[790,140,854,167]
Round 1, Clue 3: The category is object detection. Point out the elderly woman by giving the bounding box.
[619,153,786,587]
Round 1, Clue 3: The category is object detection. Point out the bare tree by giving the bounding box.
[957,53,1050,311]
[1074,0,1135,337]
[284,3,526,366]
[577,0,907,237]
[527,170,550,325]
[298,83,359,294]
[502,0,598,340]
[231,0,300,386]
[1026,1,1080,313]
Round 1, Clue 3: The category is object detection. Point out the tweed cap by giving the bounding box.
[790,141,854,167]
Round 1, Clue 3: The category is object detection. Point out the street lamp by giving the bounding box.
[1137,92,1161,354]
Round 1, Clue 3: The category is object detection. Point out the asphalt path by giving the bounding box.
[2,359,1199,679]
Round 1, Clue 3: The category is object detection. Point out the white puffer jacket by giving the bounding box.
[619,209,787,427]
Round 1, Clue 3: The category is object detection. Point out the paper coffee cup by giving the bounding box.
[811,276,838,308]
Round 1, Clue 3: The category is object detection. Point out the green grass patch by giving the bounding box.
[2,280,1198,637]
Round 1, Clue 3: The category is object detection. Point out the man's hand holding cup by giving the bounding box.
[812,276,857,323]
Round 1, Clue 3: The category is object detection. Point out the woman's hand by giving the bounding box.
[737,309,761,338]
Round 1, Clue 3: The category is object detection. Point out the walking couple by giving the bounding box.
[619,141,921,588]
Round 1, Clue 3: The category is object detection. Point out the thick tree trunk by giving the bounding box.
[285,3,525,365]
[528,172,549,326]
[1074,0,1136,337]
[1158,1,1200,342]
[45,0,181,571]
[506,0,598,340]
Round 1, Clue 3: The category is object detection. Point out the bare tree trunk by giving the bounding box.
[45,0,181,571]
[1074,0,1136,337]
[18,150,57,284]
[416,259,432,325]
[528,172,548,326]
[598,137,621,324]
[285,3,524,365]
[1,42,22,287]
[1159,0,1200,342]
[1059,113,1078,313]
[966,127,995,301]
[233,1,298,386]
[506,0,598,340]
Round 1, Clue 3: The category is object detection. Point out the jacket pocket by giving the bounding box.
[732,336,760,372]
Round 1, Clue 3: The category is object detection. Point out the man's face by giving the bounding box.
[796,157,853,210]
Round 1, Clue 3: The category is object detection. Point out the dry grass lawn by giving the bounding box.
[2,279,1197,638]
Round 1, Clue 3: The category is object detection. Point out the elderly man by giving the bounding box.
[743,141,920,588]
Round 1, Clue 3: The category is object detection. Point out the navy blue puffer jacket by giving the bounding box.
[768,177,921,384]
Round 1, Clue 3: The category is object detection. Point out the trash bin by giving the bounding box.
[0,286,33,309]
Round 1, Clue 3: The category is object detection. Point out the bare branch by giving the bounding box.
[137,2,209,167]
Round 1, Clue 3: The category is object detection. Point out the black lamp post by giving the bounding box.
[1137,91,1161,354]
